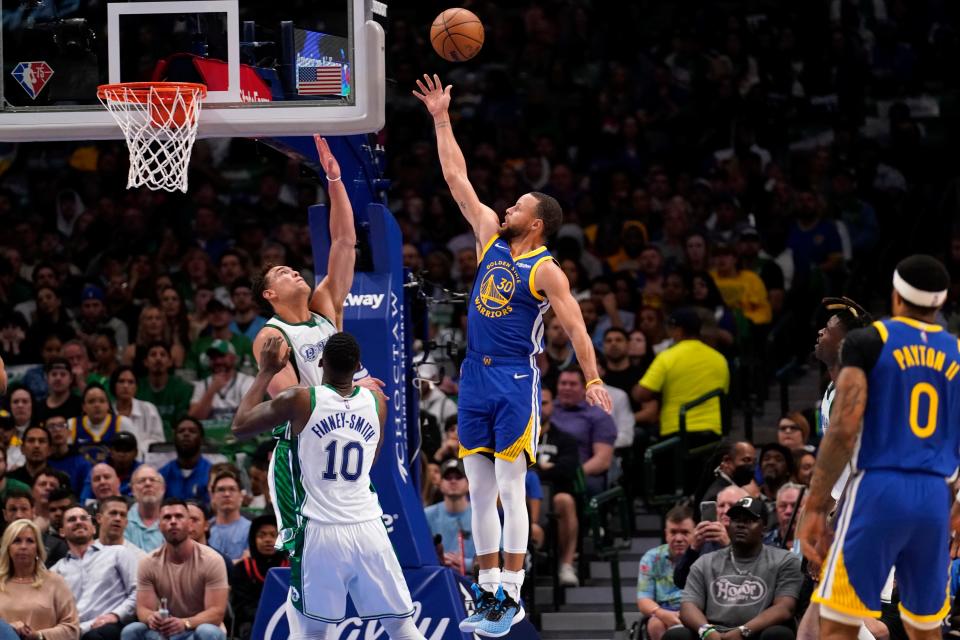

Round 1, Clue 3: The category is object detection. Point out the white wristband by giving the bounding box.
[955,487,960,503]
[327,175,342,182]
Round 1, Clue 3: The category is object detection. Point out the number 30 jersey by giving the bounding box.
[296,384,382,524]
[841,317,960,478]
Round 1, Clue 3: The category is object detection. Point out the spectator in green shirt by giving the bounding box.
[136,341,194,440]
[186,299,256,378]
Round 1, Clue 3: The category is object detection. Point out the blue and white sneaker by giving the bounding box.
[459,584,500,633]
[475,586,525,638]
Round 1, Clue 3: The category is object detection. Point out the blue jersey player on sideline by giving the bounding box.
[415,73,612,637]
[800,255,960,640]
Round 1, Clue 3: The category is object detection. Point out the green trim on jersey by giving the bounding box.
[270,314,318,328]
[273,434,307,553]
[321,383,361,398]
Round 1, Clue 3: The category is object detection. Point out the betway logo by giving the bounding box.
[343,293,385,310]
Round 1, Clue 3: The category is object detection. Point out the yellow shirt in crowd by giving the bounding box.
[639,338,729,437]
[709,269,772,325]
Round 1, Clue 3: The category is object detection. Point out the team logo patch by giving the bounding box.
[711,575,767,605]
[11,61,54,99]
[475,261,519,318]
[298,340,326,362]
[290,587,300,602]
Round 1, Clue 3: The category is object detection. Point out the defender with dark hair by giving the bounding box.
[414,72,612,635]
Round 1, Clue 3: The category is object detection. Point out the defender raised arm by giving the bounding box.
[232,336,311,439]
[309,135,357,330]
[413,73,500,243]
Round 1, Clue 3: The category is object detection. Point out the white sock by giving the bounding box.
[501,569,524,602]
[478,567,501,594]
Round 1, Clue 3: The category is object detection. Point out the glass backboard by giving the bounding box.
[0,0,384,140]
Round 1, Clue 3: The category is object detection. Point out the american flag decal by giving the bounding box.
[297,65,342,95]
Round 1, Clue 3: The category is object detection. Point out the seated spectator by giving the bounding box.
[709,241,772,327]
[96,496,144,556]
[551,367,617,495]
[776,413,811,452]
[90,329,121,382]
[598,362,635,451]
[8,386,35,442]
[432,416,460,463]
[187,299,256,378]
[68,384,132,464]
[63,339,99,393]
[696,440,757,509]
[418,361,457,434]
[602,327,647,397]
[688,272,736,352]
[159,418,212,504]
[229,514,288,639]
[136,341,194,439]
[763,483,803,550]
[0,517,80,640]
[32,466,70,531]
[792,450,816,486]
[122,499,228,640]
[52,504,139,640]
[228,278,267,343]
[111,366,165,458]
[184,501,230,574]
[0,439,30,503]
[674,485,748,589]
[669,497,801,640]
[125,465,166,553]
[9,425,52,487]
[636,309,730,492]
[46,414,91,496]
[35,358,82,425]
[421,460,442,506]
[424,459,475,575]
[535,388,582,587]
[758,443,796,504]
[541,315,576,391]
[82,463,123,509]
[244,441,272,513]
[45,487,74,546]
[3,487,68,567]
[637,505,696,640]
[188,340,255,424]
[207,471,250,562]
[103,432,142,496]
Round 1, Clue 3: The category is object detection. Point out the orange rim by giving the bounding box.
[97,82,208,104]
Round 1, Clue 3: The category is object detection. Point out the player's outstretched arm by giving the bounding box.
[413,73,499,243]
[310,135,356,330]
[537,260,613,413]
[233,335,310,439]
[798,364,867,566]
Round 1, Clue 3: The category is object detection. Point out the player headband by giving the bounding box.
[822,296,872,327]
[893,269,947,308]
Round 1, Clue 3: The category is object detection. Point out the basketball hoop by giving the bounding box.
[97,82,207,193]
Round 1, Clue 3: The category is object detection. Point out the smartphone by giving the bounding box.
[700,501,718,522]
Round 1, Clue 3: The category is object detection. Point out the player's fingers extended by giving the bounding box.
[415,78,428,94]
[422,74,434,90]
[433,73,442,90]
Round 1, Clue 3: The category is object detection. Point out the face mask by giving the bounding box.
[731,463,755,486]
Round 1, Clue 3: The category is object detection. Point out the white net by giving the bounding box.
[97,83,207,194]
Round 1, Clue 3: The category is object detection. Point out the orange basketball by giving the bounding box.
[430,8,484,62]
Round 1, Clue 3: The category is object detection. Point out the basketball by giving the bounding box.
[430,8,484,62]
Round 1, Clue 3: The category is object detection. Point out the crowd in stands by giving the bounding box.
[0,0,957,637]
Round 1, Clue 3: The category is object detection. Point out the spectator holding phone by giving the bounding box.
[674,485,748,588]
[638,505,695,640]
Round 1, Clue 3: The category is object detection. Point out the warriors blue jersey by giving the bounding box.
[851,317,960,478]
[467,234,554,359]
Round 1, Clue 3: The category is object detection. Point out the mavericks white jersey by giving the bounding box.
[297,384,382,524]
[265,313,338,388]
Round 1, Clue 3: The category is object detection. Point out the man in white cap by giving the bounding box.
[801,255,958,640]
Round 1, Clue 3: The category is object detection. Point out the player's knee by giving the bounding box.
[553,492,575,513]
[646,615,668,640]
[379,616,425,640]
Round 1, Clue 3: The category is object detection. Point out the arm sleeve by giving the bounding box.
[636,548,658,600]
[839,326,884,374]
[673,547,700,589]
[681,556,708,608]
[773,552,803,599]
[639,354,667,393]
[41,575,81,640]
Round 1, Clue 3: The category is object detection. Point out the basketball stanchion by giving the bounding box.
[97,82,207,193]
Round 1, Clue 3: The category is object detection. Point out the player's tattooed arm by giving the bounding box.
[807,366,867,512]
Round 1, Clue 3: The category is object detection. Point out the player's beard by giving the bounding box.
[498,224,520,241]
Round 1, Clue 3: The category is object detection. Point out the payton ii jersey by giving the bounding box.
[841,317,960,478]
[468,234,555,359]
[297,384,382,524]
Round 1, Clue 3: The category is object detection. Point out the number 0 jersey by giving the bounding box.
[467,234,555,359]
[842,316,960,478]
[295,384,382,524]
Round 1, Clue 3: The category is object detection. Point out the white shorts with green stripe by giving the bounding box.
[286,518,416,628]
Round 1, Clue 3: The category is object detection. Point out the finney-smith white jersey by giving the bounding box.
[297,384,382,524]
